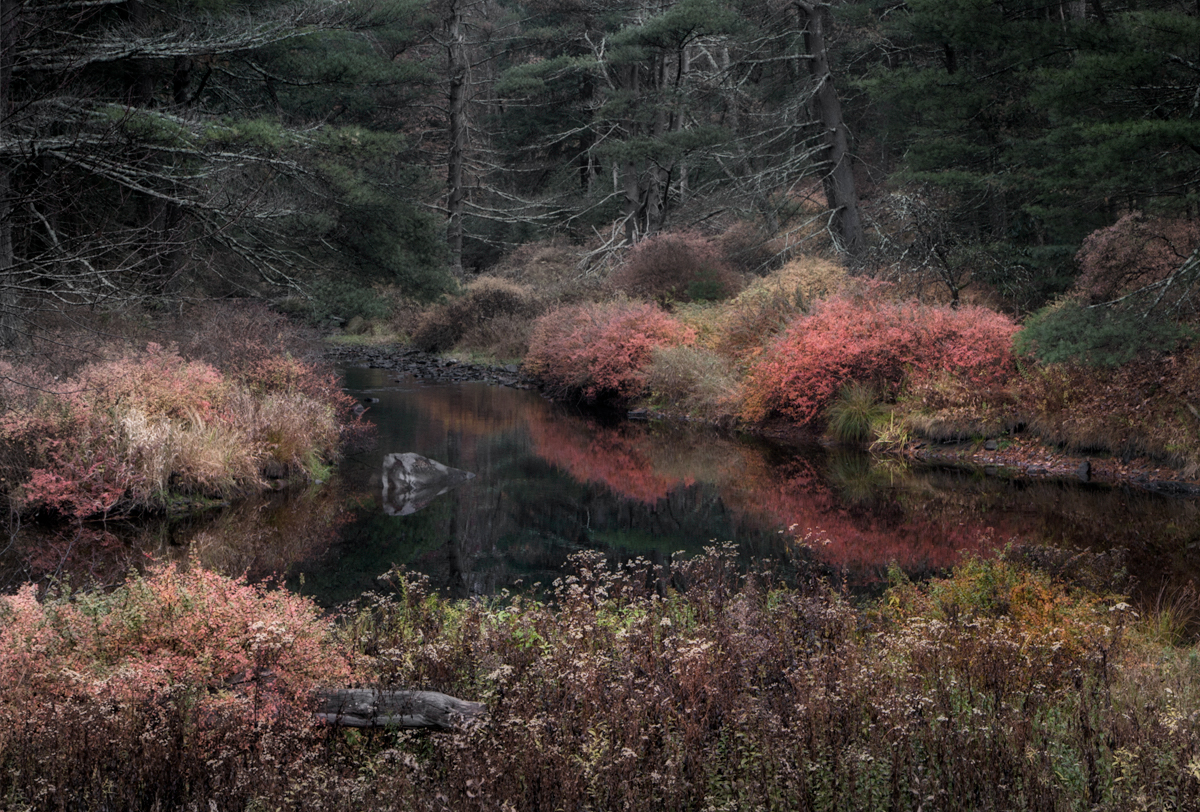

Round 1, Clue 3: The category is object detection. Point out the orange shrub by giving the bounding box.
[524,301,696,402]
[743,286,1018,423]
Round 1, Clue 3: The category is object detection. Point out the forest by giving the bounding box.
[1,0,1196,334]
[5,1,1200,809]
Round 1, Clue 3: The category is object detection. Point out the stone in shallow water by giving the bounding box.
[380,452,475,516]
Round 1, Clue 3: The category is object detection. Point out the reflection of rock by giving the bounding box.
[382,453,475,516]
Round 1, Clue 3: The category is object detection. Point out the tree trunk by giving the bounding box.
[621,64,642,245]
[315,688,485,731]
[797,0,865,259]
[446,0,467,279]
[0,0,19,346]
[623,157,641,245]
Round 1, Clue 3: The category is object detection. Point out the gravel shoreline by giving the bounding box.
[325,343,539,389]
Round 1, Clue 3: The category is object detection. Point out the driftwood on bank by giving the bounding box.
[315,689,486,732]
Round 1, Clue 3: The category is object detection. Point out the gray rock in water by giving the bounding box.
[1078,460,1091,483]
[381,452,475,516]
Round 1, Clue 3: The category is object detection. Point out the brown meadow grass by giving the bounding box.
[3,547,1199,810]
[0,301,357,518]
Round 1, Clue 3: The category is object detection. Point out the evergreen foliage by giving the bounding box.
[859,0,1200,307]
[1015,300,1194,368]
[0,0,448,337]
[2,0,1197,338]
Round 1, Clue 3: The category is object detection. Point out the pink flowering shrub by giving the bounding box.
[743,286,1018,423]
[524,301,697,402]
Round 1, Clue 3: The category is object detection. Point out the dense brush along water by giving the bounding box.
[4,364,1200,607]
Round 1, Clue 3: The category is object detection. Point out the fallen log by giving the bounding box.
[315,689,485,732]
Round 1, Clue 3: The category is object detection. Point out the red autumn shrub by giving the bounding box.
[609,231,742,303]
[79,342,230,420]
[0,564,351,713]
[743,286,1018,424]
[0,342,357,518]
[525,301,697,402]
[1074,212,1200,306]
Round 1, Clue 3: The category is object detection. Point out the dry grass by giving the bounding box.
[489,238,607,304]
[4,548,1200,810]
[644,344,742,422]
[897,370,1025,443]
[1016,350,1200,474]
[115,407,263,499]
[713,257,847,363]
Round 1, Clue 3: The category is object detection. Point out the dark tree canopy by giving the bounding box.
[2,0,1196,337]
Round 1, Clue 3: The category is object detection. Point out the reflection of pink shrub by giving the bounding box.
[525,301,696,402]
[527,414,687,503]
[734,459,1000,579]
[744,287,1018,423]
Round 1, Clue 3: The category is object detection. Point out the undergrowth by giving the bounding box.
[0,303,361,518]
[4,547,1198,810]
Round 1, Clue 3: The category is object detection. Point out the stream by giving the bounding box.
[5,365,1200,607]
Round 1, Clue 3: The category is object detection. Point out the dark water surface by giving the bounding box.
[5,366,1200,606]
[266,367,1200,606]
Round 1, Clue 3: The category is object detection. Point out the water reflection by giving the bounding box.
[380,452,475,516]
[5,366,1200,607]
[0,484,349,593]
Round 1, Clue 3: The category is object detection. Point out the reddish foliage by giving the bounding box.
[0,564,351,713]
[0,565,353,808]
[1074,212,1200,305]
[174,299,357,421]
[609,230,742,303]
[17,524,139,586]
[527,414,690,503]
[745,461,1000,578]
[25,451,141,519]
[743,286,1018,423]
[80,342,229,421]
[526,407,1001,581]
[525,301,696,402]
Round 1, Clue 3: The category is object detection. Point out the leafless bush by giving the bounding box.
[609,231,743,304]
[490,238,606,305]
[411,277,543,354]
